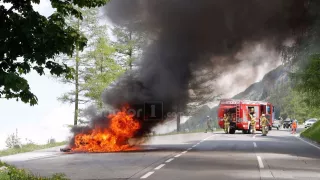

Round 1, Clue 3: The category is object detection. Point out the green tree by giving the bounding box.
[0,0,109,106]
[291,54,320,106]
[56,7,108,125]
[5,129,21,149]
[82,37,124,109]
[112,26,145,70]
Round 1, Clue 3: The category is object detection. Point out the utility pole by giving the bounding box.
[176,102,181,132]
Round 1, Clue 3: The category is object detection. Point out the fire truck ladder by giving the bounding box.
[236,103,240,122]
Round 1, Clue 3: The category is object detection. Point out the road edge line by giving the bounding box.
[296,135,320,150]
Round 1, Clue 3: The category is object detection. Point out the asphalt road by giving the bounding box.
[1,127,320,180]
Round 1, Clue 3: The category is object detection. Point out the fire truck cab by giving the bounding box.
[217,99,274,134]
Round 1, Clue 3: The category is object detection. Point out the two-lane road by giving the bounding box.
[1,128,320,180]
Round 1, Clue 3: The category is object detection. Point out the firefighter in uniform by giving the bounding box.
[248,108,255,133]
[260,114,269,136]
[223,113,230,134]
[205,116,214,133]
[250,114,257,134]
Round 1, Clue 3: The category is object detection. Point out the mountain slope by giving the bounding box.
[233,65,288,101]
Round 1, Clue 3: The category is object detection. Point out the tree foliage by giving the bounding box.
[269,81,319,122]
[55,7,127,124]
[5,130,21,149]
[112,26,145,70]
[291,54,320,107]
[82,37,124,109]
[0,0,109,105]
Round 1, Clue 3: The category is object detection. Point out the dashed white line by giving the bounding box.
[174,154,182,158]
[182,151,187,154]
[187,148,192,151]
[192,145,196,147]
[257,156,264,169]
[253,134,257,139]
[253,142,257,148]
[154,164,165,170]
[296,136,320,150]
[165,158,174,163]
[140,171,154,179]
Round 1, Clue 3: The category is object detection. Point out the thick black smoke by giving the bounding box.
[70,0,309,141]
[100,0,309,137]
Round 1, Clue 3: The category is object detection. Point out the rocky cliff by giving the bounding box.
[232,65,289,101]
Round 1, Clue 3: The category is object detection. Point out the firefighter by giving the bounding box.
[223,113,230,134]
[205,116,214,133]
[250,107,255,115]
[291,119,297,134]
[250,114,257,134]
[260,114,270,136]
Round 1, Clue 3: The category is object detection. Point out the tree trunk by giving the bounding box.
[98,55,104,109]
[74,19,80,126]
[176,104,181,132]
[128,31,133,70]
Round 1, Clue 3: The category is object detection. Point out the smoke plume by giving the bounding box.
[70,0,310,143]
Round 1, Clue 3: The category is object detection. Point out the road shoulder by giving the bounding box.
[296,134,320,150]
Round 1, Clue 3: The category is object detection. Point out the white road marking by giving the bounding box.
[257,156,264,169]
[182,151,187,154]
[140,171,154,179]
[192,145,196,147]
[253,134,257,139]
[296,136,320,150]
[165,158,174,163]
[174,154,182,158]
[187,148,192,151]
[253,142,257,148]
[154,164,165,170]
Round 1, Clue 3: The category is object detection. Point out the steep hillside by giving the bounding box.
[233,65,288,101]
[179,65,289,132]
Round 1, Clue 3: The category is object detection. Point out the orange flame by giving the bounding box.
[72,105,141,152]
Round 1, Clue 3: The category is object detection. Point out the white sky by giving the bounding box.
[0,1,73,149]
[0,1,280,149]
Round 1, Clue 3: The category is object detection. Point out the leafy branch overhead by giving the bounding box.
[0,0,110,105]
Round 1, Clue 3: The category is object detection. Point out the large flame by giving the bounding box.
[72,105,141,152]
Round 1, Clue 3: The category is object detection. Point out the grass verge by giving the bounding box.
[0,161,69,180]
[301,120,320,143]
[0,141,67,157]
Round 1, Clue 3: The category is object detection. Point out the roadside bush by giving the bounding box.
[301,120,320,143]
[48,138,56,144]
[0,141,67,157]
[5,133,21,149]
[0,161,69,180]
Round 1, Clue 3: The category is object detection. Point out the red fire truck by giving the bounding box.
[217,99,275,134]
